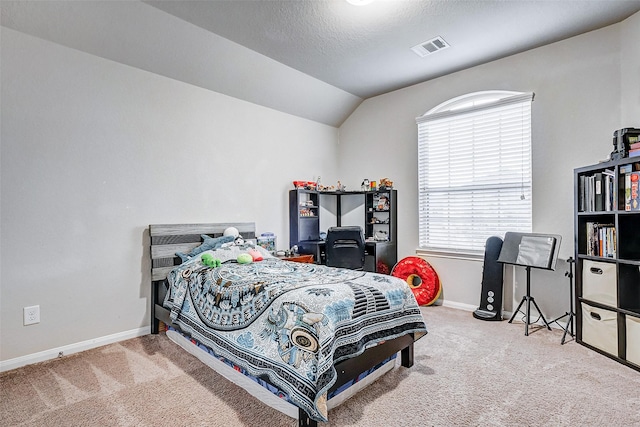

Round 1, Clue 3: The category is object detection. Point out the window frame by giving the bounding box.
[416,91,534,257]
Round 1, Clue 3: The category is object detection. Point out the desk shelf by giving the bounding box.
[289,188,397,273]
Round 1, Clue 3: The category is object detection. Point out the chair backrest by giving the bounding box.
[325,226,365,270]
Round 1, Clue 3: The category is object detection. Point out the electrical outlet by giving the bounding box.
[24,305,40,325]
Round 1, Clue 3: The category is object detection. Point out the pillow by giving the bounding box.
[176,234,235,262]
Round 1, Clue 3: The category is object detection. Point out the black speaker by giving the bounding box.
[473,236,504,321]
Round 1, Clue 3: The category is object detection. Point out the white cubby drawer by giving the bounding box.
[582,260,617,307]
[581,302,618,357]
[626,315,640,366]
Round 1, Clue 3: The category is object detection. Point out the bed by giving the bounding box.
[150,222,427,426]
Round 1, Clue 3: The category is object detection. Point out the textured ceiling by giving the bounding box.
[146,0,640,98]
[3,1,639,126]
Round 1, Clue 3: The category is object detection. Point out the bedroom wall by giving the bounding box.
[0,27,340,363]
[338,16,637,318]
[621,10,640,124]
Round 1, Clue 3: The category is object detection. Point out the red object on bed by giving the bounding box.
[391,256,441,306]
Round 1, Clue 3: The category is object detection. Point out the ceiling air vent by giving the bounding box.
[411,36,450,57]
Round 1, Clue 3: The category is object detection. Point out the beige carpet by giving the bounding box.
[2,306,639,426]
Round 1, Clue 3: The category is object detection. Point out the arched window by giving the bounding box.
[416,91,534,255]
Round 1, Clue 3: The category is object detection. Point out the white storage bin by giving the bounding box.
[626,316,640,366]
[581,302,618,356]
[582,260,617,306]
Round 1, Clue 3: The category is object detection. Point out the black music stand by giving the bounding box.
[498,232,562,336]
[550,257,575,344]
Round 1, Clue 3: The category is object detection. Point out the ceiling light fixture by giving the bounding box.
[346,0,375,5]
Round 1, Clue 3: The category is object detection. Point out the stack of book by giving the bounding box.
[579,169,615,212]
[621,163,640,211]
[586,222,616,258]
[629,137,640,157]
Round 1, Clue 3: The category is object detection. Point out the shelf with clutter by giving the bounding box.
[288,177,397,273]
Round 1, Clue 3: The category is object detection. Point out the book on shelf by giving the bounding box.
[629,149,640,158]
[594,172,604,211]
[586,222,616,258]
[579,175,585,212]
[603,170,614,211]
[630,172,640,211]
[579,169,614,212]
[625,172,632,211]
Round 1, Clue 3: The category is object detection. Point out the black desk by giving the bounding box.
[297,240,396,274]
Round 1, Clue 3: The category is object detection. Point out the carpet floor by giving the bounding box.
[2,306,639,426]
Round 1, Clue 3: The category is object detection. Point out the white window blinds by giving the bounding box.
[416,92,533,254]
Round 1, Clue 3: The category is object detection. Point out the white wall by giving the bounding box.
[0,0,361,127]
[621,11,640,124]
[339,16,639,317]
[0,28,340,362]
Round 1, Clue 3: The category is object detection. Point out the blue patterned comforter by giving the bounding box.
[164,249,427,422]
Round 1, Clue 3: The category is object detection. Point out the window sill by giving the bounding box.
[415,249,483,262]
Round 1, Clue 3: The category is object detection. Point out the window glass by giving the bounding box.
[416,91,534,254]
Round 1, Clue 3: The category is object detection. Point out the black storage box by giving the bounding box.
[612,128,640,160]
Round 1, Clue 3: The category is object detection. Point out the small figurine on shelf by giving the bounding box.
[378,195,390,210]
[379,178,393,189]
[337,181,345,192]
[361,179,370,191]
[374,230,388,241]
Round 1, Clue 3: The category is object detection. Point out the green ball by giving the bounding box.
[237,253,253,264]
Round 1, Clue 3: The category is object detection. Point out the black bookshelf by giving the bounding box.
[574,157,640,372]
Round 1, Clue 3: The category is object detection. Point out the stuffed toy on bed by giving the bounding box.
[201,253,221,268]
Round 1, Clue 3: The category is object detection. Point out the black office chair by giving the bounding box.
[325,226,365,270]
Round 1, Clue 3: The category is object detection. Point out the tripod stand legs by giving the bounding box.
[508,295,552,336]
[561,311,575,344]
[508,266,552,336]
[506,259,577,340]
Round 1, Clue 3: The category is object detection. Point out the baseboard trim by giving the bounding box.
[443,299,569,331]
[0,326,150,373]
[441,300,514,321]
[441,300,477,312]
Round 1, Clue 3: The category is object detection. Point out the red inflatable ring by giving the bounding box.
[392,256,441,306]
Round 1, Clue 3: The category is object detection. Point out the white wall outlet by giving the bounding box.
[23,305,40,325]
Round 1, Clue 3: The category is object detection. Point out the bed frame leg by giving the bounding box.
[298,408,318,427]
[151,280,159,334]
[401,342,414,368]
[151,316,160,335]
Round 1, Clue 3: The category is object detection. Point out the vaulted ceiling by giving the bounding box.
[3,1,639,126]
[146,0,640,99]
